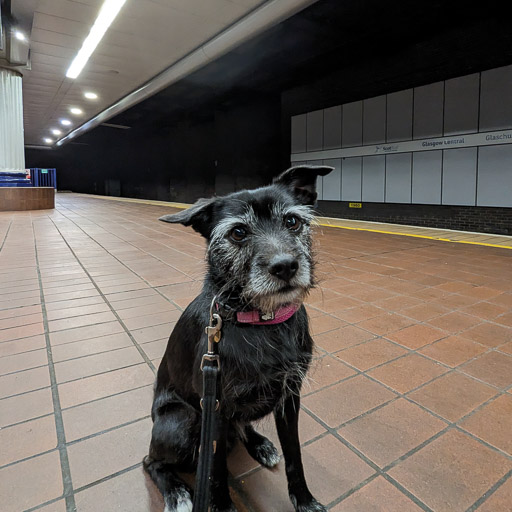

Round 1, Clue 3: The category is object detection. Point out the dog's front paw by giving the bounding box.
[164,488,193,512]
[252,437,280,468]
[291,496,327,512]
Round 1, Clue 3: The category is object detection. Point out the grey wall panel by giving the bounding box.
[480,64,512,131]
[387,89,413,142]
[306,110,323,152]
[362,156,385,202]
[323,106,342,150]
[322,158,342,201]
[385,153,412,203]
[477,145,512,207]
[442,148,477,206]
[413,82,444,139]
[342,101,363,148]
[363,95,386,145]
[341,157,362,201]
[291,114,306,154]
[444,74,479,135]
[412,151,442,204]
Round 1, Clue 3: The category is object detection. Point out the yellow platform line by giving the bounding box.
[68,193,512,250]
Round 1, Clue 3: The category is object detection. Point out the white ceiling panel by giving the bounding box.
[17,0,268,144]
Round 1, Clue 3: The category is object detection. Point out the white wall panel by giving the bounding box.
[341,157,362,201]
[306,110,323,152]
[412,151,442,204]
[386,153,412,203]
[363,95,386,145]
[387,89,413,142]
[362,156,385,202]
[291,114,306,154]
[477,145,512,207]
[413,82,444,139]
[322,158,342,201]
[442,148,477,205]
[342,101,362,148]
[480,64,512,131]
[323,105,342,150]
[444,74,479,135]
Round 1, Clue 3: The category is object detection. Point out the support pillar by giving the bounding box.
[0,68,25,171]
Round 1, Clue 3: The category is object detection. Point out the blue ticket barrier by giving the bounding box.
[30,168,57,188]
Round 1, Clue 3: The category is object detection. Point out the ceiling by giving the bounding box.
[10,0,512,149]
[12,0,267,145]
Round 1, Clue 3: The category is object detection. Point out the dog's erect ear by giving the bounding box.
[159,197,217,238]
[273,165,334,205]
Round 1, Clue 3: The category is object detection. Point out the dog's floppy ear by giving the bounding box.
[159,197,217,238]
[273,165,333,205]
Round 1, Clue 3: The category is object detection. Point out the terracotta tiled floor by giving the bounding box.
[1,193,511,512]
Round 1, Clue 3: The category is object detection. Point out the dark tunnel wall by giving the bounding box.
[26,95,281,202]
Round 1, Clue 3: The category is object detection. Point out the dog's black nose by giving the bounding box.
[269,255,299,281]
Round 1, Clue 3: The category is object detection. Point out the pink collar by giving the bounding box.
[235,303,300,325]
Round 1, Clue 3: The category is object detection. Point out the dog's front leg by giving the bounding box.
[210,415,236,512]
[274,394,326,512]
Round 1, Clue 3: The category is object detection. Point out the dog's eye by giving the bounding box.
[285,215,301,232]
[230,226,248,242]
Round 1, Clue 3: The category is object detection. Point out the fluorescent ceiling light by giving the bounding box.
[60,119,72,126]
[70,107,83,115]
[66,0,127,79]
[15,31,26,41]
[84,91,98,99]
[51,129,61,136]
[43,138,53,144]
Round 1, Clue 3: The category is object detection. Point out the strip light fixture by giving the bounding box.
[66,0,127,79]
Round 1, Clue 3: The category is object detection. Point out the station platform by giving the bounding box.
[1,193,511,511]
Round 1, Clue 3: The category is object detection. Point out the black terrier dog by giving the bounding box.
[144,165,333,512]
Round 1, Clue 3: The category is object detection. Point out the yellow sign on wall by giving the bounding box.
[349,202,362,208]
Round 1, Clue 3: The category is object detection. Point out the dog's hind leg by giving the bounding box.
[144,392,200,512]
[242,424,280,468]
[143,457,193,512]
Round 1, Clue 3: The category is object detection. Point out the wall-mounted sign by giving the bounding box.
[291,129,512,162]
[349,202,362,208]
[41,169,48,174]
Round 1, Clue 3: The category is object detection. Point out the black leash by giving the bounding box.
[192,303,222,512]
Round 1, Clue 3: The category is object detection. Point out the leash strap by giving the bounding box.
[192,363,219,512]
[193,305,222,512]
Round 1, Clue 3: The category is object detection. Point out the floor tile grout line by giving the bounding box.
[0,411,54,431]
[297,406,435,512]
[0,367,156,403]
[65,415,150,447]
[323,473,381,510]
[465,469,512,512]
[51,207,188,313]
[0,447,59,472]
[0,221,12,253]
[32,224,77,512]
[453,424,512,461]
[303,355,512,462]
[56,205,198,286]
[71,461,144,495]
[47,217,157,375]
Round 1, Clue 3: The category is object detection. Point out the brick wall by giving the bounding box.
[316,201,512,235]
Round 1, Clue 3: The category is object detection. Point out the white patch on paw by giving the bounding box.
[164,488,193,512]
[255,439,280,468]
